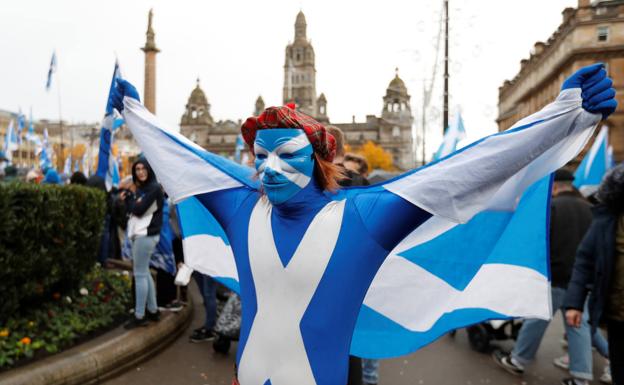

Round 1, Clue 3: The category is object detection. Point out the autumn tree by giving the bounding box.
[356,141,394,171]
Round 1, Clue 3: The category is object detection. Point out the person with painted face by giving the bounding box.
[122,158,164,329]
[110,63,616,384]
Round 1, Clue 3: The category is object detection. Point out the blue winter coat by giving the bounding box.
[564,205,618,330]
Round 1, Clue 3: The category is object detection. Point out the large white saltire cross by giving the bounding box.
[237,199,346,385]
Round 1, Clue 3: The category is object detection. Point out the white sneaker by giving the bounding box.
[600,362,612,384]
[553,354,570,370]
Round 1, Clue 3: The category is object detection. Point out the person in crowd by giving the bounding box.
[494,169,595,385]
[112,64,616,385]
[565,164,624,385]
[189,272,217,342]
[154,195,183,311]
[25,169,41,183]
[122,158,164,329]
[69,171,88,185]
[41,168,61,185]
[344,153,370,180]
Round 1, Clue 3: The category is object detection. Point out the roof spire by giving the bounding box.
[295,10,307,40]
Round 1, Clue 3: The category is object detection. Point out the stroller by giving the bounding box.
[462,319,524,353]
[212,290,242,354]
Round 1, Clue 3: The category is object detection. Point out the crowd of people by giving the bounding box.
[492,167,624,385]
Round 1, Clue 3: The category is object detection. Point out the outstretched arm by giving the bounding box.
[110,79,259,226]
[349,64,616,248]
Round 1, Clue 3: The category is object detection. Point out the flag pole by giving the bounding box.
[56,59,64,170]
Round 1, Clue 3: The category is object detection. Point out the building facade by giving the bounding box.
[497,0,624,163]
[179,79,248,159]
[179,11,414,169]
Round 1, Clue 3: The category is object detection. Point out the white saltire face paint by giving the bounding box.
[254,129,314,204]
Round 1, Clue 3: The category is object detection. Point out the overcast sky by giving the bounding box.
[0,0,577,156]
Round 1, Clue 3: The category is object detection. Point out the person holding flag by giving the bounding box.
[111,63,616,385]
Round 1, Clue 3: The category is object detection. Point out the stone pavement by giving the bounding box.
[104,284,608,385]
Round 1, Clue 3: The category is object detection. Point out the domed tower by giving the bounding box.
[283,11,317,117]
[254,95,265,116]
[382,68,412,123]
[380,69,414,169]
[180,78,214,144]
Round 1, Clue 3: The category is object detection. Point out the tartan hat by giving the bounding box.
[241,106,336,162]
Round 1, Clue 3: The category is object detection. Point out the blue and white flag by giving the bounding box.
[46,51,57,91]
[16,110,25,145]
[81,153,89,176]
[432,109,466,162]
[573,125,612,196]
[46,51,56,91]
[234,134,245,163]
[121,86,601,359]
[25,109,40,145]
[96,61,124,191]
[150,200,177,275]
[39,128,53,170]
[3,120,18,163]
[63,154,72,175]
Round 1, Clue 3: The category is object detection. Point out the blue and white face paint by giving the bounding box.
[254,129,314,205]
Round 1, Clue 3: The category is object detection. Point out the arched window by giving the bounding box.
[191,108,198,119]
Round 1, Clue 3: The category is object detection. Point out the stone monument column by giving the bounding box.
[141,9,160,114]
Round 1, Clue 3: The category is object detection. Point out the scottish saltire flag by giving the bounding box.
[432,110,466,162]
[150,200,177,275]
[73,157,80,172]
[25,109,40,145]
[121,86,601,358]
[96,61,124,190]
[573,125,612,196]
[46,51,57,91]
[39,128,53,170]
[63,154,72,175]
[16,110,25,145]
[3,120,18,163]
[234,134,245,163]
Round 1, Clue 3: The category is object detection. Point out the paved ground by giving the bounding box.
[104,284,608,385]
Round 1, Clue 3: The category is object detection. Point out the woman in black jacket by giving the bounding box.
[565,164,624,384]
[123,158,164,329]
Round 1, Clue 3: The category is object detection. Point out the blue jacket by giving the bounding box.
[564,205,618,329]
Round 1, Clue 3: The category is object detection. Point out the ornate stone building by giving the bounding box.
[334,70,414,170]
[179,79,247,159]
[497,0,624,163]
[281,12,414,169]
[178,11,414,169]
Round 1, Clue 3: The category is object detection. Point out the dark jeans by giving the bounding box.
[194,273,217,331]
[156,268,177,306]
[608,319,624,385]
[348,356,363,385]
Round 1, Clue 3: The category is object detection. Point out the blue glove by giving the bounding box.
[110,79,141,112]
[561,63,617,119]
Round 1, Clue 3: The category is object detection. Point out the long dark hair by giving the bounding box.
[131,158,156,187]
[596,164,624,214]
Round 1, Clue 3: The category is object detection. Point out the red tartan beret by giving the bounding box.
[241,106,336,162]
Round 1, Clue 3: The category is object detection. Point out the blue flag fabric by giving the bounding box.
[96,61,124,191]
[46,52,57,91]
[432,110,466,161]
[175,176,551,358]
[121,86,602,360]
[574,125,612,195]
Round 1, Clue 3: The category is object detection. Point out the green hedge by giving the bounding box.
[0,183,106,321]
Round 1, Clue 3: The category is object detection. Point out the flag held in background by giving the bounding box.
[432,109,466,162]
[46,51,57,92]
[3,120,18,163]
[96,61,124,191]
[573,125,612,196]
